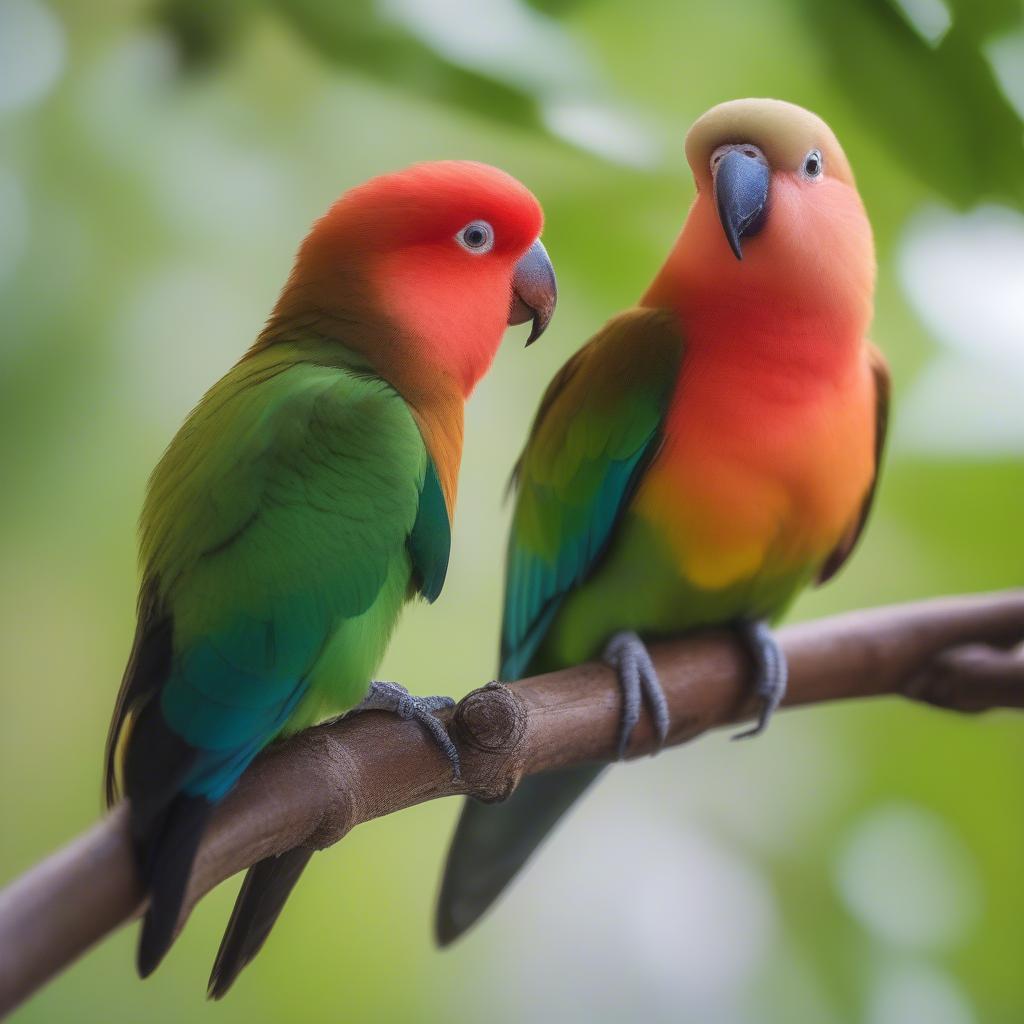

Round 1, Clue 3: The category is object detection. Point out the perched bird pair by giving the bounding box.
[105,98,888,994]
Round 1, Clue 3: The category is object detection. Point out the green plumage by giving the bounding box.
[437,308,812,944]
[437,310,687,943]
[112,338,450,799]
[501,308,683,679]
[106,336,452,977]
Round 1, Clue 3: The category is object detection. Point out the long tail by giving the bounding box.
[208,847,315,999]
[435,764,604,945]
[136,794,213,977]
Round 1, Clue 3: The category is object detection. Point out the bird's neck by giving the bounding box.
[652,187,874,349]
[678,290,866,380]
[644,240,870,385]
[254,312,466,522]
[400,376,466,522]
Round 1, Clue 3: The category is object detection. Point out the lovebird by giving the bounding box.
[102,160,556,992]
[436,99,889,943]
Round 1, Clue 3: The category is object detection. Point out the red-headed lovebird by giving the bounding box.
[103,161,557,992]
[436,99,889,943]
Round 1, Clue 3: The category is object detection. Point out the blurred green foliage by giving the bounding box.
[158,0,1024,204]
[803,0,1024,206]
[157,0,545,126]
[1,0,1023,1022]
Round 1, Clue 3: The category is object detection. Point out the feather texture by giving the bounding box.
[501,307,684,679]
[439,285,888,943]
[104,158,550,987]
[207,848,315,999]
[107,338,454,973]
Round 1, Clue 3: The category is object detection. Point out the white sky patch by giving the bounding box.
[985,28,1024,121]
[897,205,1024,455]
[889,0,952,47]
[493,810,779,1023]
[602,716,855,858]
[543,98,663,169]
[378,0,661,168]
[866,961,977,1024]
[898,359,1024,455]
[379,0,591,95]
[0,0,66,113]
[835,802,981,952]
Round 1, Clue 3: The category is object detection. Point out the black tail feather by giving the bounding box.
[436,764,605,946]
[136,795,213,978]
[105,580,172,808]
[208,847,315,999]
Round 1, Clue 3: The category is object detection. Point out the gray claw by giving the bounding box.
[602,631,670,759]
[350,681,461,778]
[732,621,788,741]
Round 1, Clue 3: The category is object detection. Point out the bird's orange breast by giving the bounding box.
[634,315,877,591]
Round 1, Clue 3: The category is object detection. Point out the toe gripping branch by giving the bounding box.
[351,681,461,778]
[2,592,1022,1017]
[601,621,789,752]
[602,631,671,758]
[733,620,788,741]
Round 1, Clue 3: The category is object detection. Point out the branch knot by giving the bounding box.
[452,681,529,802]
[3,592,1023,1016]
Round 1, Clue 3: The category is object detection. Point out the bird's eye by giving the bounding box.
[802,149,823,179]
[455,220,495,254]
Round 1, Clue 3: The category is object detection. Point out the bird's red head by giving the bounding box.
[266,161,555,398]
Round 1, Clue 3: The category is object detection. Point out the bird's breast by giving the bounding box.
[634,334,877,591]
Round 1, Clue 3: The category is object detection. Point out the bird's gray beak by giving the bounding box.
[509,239,557,346]
[713,145,770,261]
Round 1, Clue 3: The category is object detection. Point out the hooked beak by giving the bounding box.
[713,145,770,261]
[509,238,557,346]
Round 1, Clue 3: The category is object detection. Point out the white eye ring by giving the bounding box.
[455,220,495,254]
[802,148,824,180]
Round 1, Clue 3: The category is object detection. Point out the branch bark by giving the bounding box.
[2,590,1023,1016]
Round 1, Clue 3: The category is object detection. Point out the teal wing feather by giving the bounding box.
[501,307,684,680]
[108,342,436,809]
[408,455,451,603]
[205,449,451,999]
[436,308,684,947]
[110,340,451,976]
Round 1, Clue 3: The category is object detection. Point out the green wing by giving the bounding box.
[107,340,449,806]
[437,307,684,947]
[408,456,451,603]
[500,307,684,680]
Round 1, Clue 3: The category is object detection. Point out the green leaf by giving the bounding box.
[803,0,1024,207]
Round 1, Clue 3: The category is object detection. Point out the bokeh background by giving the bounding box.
[2,0,1024,1020]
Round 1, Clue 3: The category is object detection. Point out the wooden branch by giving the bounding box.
[1,591,1023,1016]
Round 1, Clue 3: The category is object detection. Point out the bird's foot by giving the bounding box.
[602,631,670,759]
[732,620,788,740]
[348,681,460,778]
